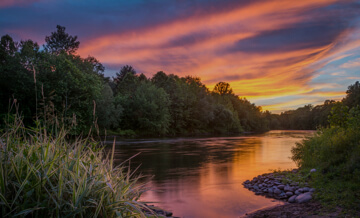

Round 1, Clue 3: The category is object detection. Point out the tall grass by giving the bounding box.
[0,109,151,217]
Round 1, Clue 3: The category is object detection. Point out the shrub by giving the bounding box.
[291,106,360,173]
[291,106,360,213]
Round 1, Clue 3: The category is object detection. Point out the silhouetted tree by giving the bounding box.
[213,82,233,96]
[44,25,80,55]
[114,65,137,83]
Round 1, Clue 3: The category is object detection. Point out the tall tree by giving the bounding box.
[0,35,35,124]
[44,25,80,55]
[114,65,137,83]
[213,82,233,96]
[343,81,360,108]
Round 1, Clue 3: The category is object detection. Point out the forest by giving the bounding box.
[1,25,359,136]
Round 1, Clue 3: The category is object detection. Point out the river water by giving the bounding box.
[107,130,314,218]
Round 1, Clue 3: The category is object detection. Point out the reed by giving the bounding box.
[0,110,151,217]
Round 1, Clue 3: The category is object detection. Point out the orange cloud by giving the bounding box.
[77,0,357,112]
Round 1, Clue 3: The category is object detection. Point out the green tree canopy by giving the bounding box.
[343,81,360,108]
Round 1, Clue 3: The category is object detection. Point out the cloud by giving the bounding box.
[340,58,360,68]
[347,77,360,80]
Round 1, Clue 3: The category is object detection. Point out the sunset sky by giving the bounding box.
[1,0,359,113]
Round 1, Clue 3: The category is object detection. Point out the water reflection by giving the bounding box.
[107,130,314,217]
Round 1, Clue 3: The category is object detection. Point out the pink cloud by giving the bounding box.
[0,0,43,8]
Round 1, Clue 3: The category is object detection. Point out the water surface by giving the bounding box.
[107,130,314,217]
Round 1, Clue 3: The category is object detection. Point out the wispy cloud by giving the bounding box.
[340,58,360,68]
[78,1,357,102]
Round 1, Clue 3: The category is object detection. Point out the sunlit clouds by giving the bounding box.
[1,0,359,112]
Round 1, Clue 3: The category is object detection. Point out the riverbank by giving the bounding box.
[241,169,356,217]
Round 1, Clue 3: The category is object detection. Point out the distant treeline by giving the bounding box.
[1,25,359,136]
[269,81,360,130]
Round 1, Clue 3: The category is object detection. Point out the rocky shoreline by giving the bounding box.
[239,168,343,217]
[242,169,315,204]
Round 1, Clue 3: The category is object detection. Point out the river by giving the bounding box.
[106,130,314,217]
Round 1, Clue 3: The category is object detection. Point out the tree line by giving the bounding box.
[0,25,269,136]
[266,81,360,130]
[1,25,359,136]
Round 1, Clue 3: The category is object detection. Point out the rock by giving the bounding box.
[274,189,282,194]
[298,188,304,193]
[295,192,312,203]
[310,188,316,192]
[303,187,310,192]
[279,192,287,199]
[310,168,316,173]
[259,184,263,188]
[164,211,173,216]
[155,210,165,215]
[277,185,285,190]
[284,186,294,192]
[268,187,274,193]
[295,190,301,195]
[288,195,297,203]
[285,192,293,197]
[244,180,250,184]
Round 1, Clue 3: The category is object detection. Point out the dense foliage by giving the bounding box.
[0,26,268,136]
[291,89,360,213]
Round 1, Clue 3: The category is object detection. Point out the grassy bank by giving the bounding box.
[0,113,150,217]
[291,105,360,215]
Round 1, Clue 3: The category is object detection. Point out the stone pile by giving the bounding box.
[243,169,315,204]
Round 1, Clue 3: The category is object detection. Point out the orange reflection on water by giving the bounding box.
[112,130,314,217]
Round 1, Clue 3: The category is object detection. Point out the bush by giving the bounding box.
[292,106,360,173]
[291,106,360,213]
[0,113,150,217]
